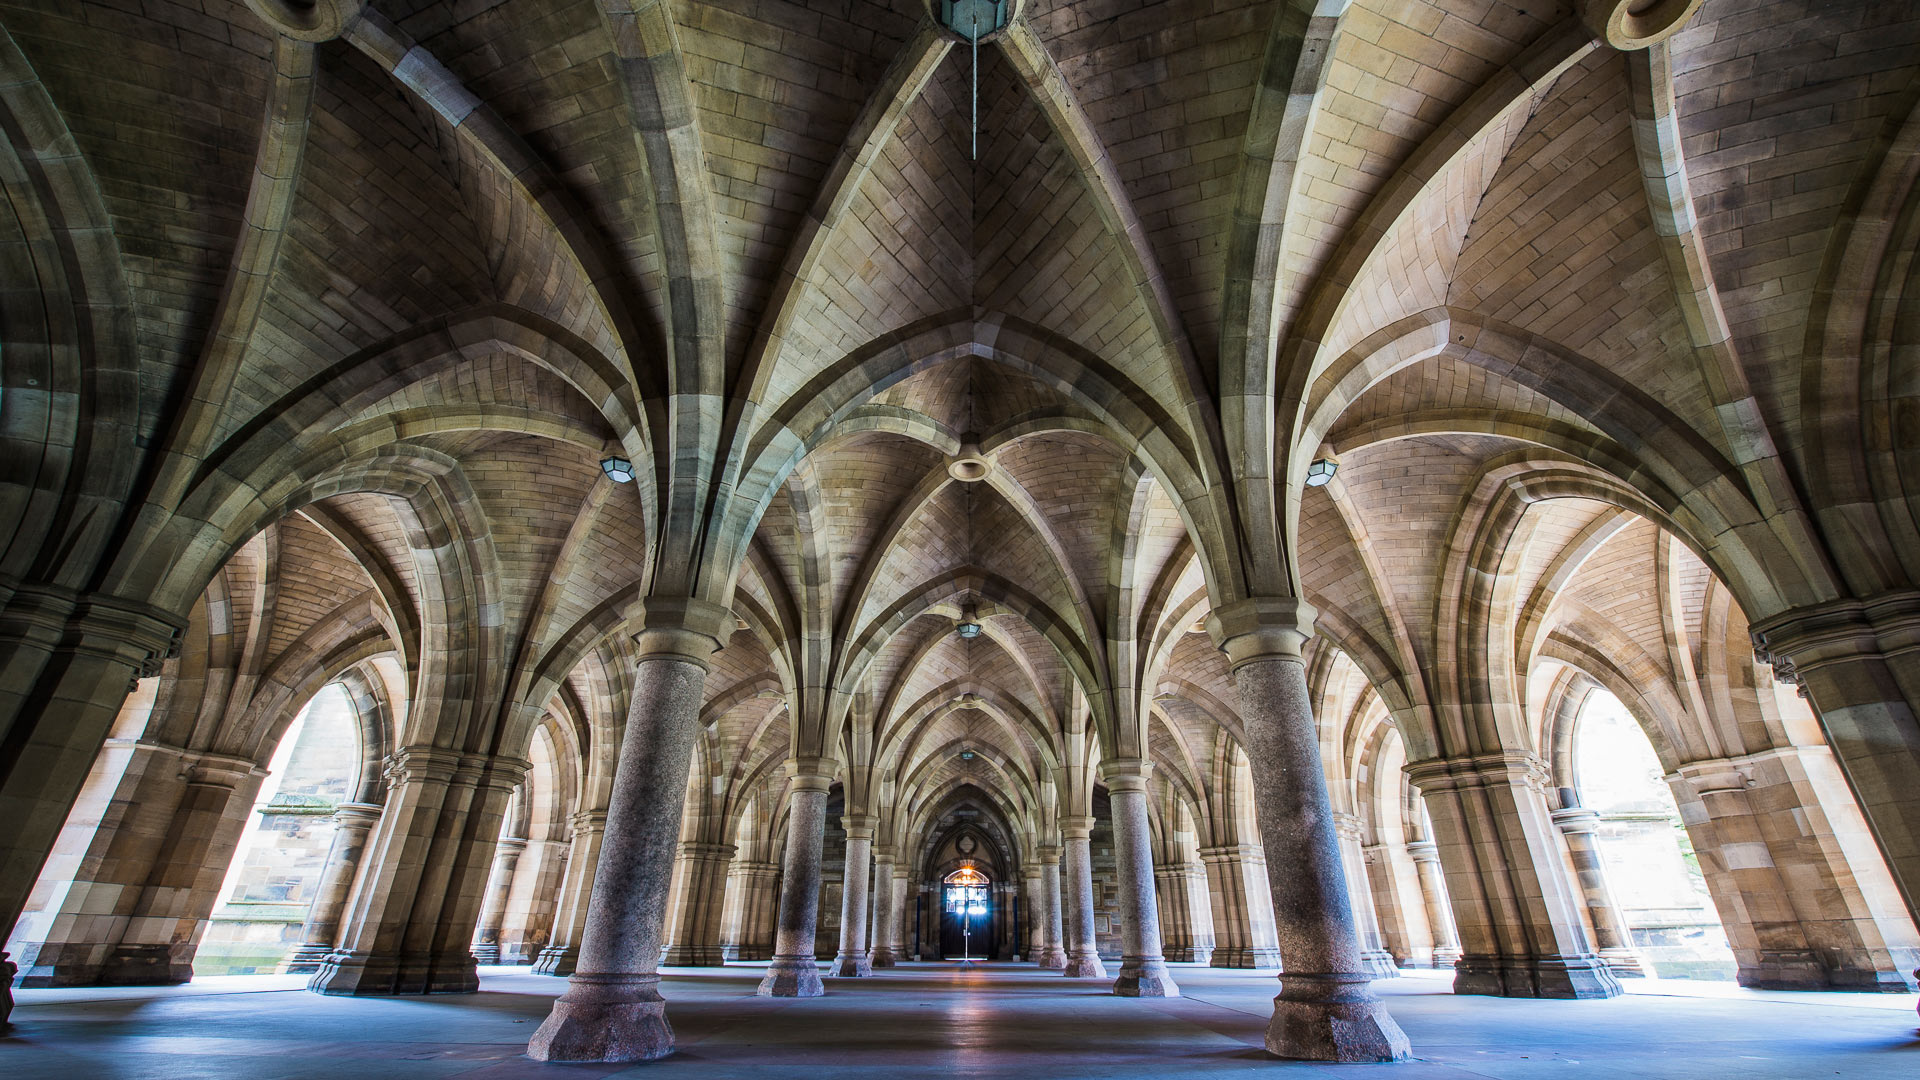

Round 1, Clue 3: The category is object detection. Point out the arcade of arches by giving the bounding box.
[3,0,1920,1072]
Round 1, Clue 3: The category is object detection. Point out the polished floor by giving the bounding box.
[5,962,1917,1078]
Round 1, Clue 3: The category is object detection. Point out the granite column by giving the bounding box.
[757,760,834,996]
[1211,599,1410,1061]
[1060,816,1107,978]
[526,602,728,1061]
[831,814,876,976]
[1102,759,1178,996]
[1039,846,1067,968]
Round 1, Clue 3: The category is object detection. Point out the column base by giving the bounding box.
[532,945,578,976]
[1362,949,1400,979]
[527,974,673,1062]
[1453,953,1622,999]
[282,942,335,974]
[1598,947,1646,978]
[1430,946,1461,969]
[1210,946,1282,970]
[1266,973,1411,1063]
[660,944,728,966]
[869,947,898,968]
[729,944,773,961]
[1737,949,1917,992]
[471,944,501,965]
[1112,957,1180,997]
[1163,946,1211,963]
[11,942,197,987]
[1036,946,1067,969]
[307,950,480,995]
[1061,950,1107,978]
[756,955,824,996]
[831,952,873,977]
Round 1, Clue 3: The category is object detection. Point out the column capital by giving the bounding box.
[1749,589,1920,684]
[840,812,879,840]
[1205,596,1317,668]
[1198,843,1261,862]
[1060,815,1096,839]
[478,755,535,793]
[382,744,469,785]
[676,840,736,861]
[786,756,837,790]
[1671,747,1814,795]
[1039,844,1063,865]
[1549,807,1602,835]
[183,750,269,789]
[495,835,530,856]
[332,801,385,827]
[1402,751,1550,793]
[1098,756,1153,791]
[0,583,186,681]
[630,596,736,667]
[1404,839,1440,864]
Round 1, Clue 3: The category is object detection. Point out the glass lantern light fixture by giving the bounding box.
[600,456,637,484]
[955,605,984,639]
[1304,453,1340,487]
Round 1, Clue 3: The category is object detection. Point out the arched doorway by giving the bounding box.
[1570,688,1736,980]
[941,866,992,960]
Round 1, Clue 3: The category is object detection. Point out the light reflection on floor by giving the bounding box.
[6,961,1917,1078]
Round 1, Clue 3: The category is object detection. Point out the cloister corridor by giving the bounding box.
[7,963,1915,1079]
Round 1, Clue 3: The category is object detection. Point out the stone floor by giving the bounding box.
[4,963,1916,1078]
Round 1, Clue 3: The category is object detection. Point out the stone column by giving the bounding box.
[1550,808,1645,977]
[1202,845,1282,969]
[1155,864,1196,961]
[1210,599,1410,1062]
[1361,842,1413,967]
[1403,752,1621,1000]
[533,810,603,976]
[722,860,779,961]
[1186,862,1216,963]
[661,841,735,966]
[757,762,834,996]
[1059,816,1107,978]
[892,869,911,961]
[1334,813,1398,978]
[0,591,180,952]
[499,837,568,964]
[1038,845,1068,968]
[471,836,527,964]
[9,740,263,986]
[1023,868,1045,962]
[870,848,900,967]
[1101,760,1178,996]
[527,602,728,1062]
[1671,749,1918,990]
[1751,595,1920,928]
[286,802,384,972]
[1406,841,1462,967]
[831,813,876,976]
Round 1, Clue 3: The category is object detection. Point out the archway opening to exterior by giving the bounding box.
[1572,689,1735,981]
[942,866,992,960]
[194,683,361,976]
